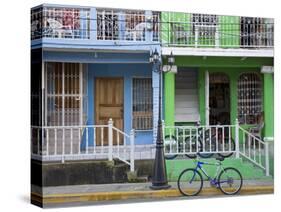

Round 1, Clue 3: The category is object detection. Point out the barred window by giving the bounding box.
[192,14,218,46]
[132,78,153,130]
[192,14,218,36]
[46,62,88,126]
[238,73,262,124]
[97,10,119,40]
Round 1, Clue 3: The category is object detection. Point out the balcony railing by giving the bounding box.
[31,6,160,42]
[31,6,91,40]
[31,6,274,49]
[164,15,274,48]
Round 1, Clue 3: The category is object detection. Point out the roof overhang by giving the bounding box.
[162,47,274,58]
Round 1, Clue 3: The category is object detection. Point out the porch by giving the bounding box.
[31,119,272,176]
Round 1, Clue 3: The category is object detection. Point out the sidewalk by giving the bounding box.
[31,180,274,207]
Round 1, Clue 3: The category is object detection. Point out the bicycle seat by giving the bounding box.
[215,157,224,161]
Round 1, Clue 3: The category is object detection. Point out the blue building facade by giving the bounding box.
[31,4,161,149]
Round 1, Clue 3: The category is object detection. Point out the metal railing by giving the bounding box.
[96,10,160,41]
[163,123,236,156]
[31,6,159,42]
[163,119,270,176]
[166,18,274,48]
[31,119,135,171]
[31,7,91,40]
[238,126,269,176]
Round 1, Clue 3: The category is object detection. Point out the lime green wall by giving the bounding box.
[164,72,175,127]
[163,56,274,136]
[161,12,191,45]
[166,159,272,181]
[219,16,240,48]
[161,12,241,47]
[198,67,261,127]
[263,73,274,138]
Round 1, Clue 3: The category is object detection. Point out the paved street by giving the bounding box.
[31,179,274,208]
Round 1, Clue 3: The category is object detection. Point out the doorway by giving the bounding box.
[209,73,230,125]
[95,77,124,145]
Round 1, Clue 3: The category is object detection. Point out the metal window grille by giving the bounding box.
[192,14,218,46]
[31,7,43,40]
[97,10,119,40]
[238,73,262,124]
[31,7,90,40]
[152,12,160,41]
[132,78,153,130]
[125,11,145,41]
[45,62,87,126]
[241,17,274,47]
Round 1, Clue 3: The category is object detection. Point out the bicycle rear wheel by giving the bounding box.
[197,135,216,158]
[177,168,203,196]
[217,138,235,158]
[184,137,202,159]
[218,167,243,195]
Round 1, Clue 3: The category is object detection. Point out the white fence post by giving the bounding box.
[130,129,135,172]
[215,29,220,47]
[62,128,65,163]
[265,141,270,176]
[108,118,113,161]
[195,26,199,47]
[235,118,240,159]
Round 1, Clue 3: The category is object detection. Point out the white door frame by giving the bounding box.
[205,70,209,126]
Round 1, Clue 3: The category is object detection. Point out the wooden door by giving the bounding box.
[95,78,124,145]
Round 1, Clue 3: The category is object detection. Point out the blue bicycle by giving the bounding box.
[177,157,243,196]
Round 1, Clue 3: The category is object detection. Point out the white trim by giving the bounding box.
[41,61,45,127]
[264,137,274,142]
[62,63,65,126]
[162,47,274,57]
[261,66,274,74]
[79,63,83,126]
[44,63,48,126]
[42,47,152,54]
[205,70,209,126]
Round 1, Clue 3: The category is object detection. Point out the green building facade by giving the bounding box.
[161,12,274,141]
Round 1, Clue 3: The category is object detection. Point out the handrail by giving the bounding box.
[31,119,135,172]
[162,121,270,176]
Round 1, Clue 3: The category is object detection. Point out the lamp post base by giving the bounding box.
[150,184,171,190]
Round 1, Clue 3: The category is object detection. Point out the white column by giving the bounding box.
[265,141,270,176]
[205,70,209,126]
[235,118,240,158]
[79,63,83,126]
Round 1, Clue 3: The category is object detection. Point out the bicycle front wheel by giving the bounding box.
[218,167,243,195]
[177,169,203,196]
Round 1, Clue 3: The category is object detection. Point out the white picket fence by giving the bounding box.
[163,119,270,176]
[31,119,135,171]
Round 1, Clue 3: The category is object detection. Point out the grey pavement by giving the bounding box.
[32,179,274,196]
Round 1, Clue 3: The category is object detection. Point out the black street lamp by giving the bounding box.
[150,49,175,190]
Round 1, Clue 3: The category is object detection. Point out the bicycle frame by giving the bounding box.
[192,160,229,187]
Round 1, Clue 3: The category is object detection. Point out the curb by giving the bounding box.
[32,185,273,206]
